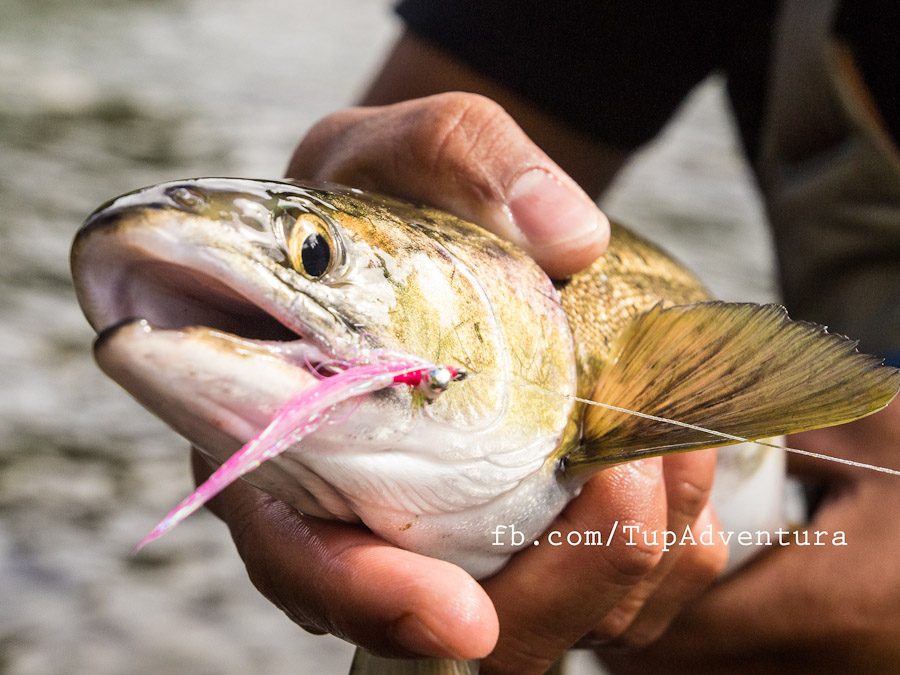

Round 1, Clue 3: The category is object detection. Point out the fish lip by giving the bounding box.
[72,178,367,368]
[93,316,336,379]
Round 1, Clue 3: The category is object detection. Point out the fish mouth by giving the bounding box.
[94,256,302,341]
[73,178,358,347]
[71,179,365,450]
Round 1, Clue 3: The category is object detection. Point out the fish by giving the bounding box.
[70,178,900,675]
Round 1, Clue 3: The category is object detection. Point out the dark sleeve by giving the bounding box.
[395,0,728,150]
[756,1,900,358]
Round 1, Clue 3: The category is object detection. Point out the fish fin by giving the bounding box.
[349,649,478,675]
[563,302,900,475]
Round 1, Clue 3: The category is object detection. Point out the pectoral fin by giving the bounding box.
[564,302,900,475]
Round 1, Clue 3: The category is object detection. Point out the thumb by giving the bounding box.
[287,92,609,278]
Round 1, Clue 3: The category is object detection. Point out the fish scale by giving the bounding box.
[558,223,710,390]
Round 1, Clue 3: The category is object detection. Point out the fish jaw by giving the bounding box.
[93,318,364,520]
[95,317,575,575]
[70,179,398,520]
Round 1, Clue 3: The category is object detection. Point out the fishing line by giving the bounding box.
[470,374,900,476]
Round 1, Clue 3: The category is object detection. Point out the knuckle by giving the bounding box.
[663,451,717,521]
[589,601,673,651]
[301,108,365,150]
[613,620,669,650]
[589,604,641,644]
[676,515,729,585]
[483,632,561,675]
[231,508,334,635]
[406,92,519,198]
[667,476,713,521]
[602,523,664,584]
[290,108,371,179]
[695,536,730,582]
[422,91,509,135]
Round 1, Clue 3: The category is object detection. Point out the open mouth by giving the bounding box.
[117,260,300,341]
[71,176,374,372]
[70,193,372,468]
[95,254,341,371]
[88,257,347,403]
[75,231,381,548]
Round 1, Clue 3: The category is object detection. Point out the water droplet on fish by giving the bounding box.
[166,185,206,212]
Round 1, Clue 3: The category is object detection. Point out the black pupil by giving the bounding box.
[301,233,330,277]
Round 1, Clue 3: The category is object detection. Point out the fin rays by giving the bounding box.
[564,302,900,474]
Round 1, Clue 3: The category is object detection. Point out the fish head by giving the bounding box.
[72,178,577,572]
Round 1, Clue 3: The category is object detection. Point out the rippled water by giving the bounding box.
[0,1,774,673]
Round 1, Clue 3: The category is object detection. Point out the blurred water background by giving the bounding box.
[0,0,775,673]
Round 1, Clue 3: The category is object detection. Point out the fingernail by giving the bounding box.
[389,614,462,659]
[507,169,603,248]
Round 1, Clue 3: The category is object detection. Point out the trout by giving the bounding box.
[71,178,899,675]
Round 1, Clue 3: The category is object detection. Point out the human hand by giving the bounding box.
[194,446,726,674]
[599,399,900,675]
[286,92,608,279]
[197,92,727,674]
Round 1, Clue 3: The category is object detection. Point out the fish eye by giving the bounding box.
[300,232,330,277]
[287,213,335,279]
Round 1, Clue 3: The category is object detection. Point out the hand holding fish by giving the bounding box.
[287,92,610,280]
[237,95,724,672]
[72,99,899,674]
[190,446,501,660]
[193,445,725,671]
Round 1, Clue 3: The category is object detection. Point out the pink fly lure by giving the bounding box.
[134,354,464,552]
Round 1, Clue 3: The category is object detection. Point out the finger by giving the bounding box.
[600,501,728,649]
[479,458,667,675]
[603,481,900,674]
[602,408,900,674]
[286,92,609,278]
[191,448,498,660]
[601,542,824,674]
[588,449,724,645]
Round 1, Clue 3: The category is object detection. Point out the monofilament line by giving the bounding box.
[495,377,900,477]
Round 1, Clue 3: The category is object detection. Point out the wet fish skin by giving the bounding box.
[73,178,579,578]
[71,175,900,569]
[71,178,900,675]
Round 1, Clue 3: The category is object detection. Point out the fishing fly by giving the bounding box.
[134,357,467,551]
